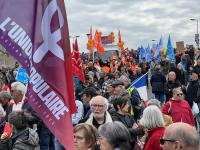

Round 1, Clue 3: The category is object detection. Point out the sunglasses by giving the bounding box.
[160,137,176,145]
[176,93,183,96]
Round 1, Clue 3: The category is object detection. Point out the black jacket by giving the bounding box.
[111,112,135,128]
[150,72,166,93]
[185,80,199,108]
[165,80,181,102]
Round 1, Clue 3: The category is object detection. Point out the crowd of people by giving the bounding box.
[0,47,200,150]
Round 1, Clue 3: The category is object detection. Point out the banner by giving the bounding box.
[101,35,112,45]
[176,41,185,52]
[0,0,75,149]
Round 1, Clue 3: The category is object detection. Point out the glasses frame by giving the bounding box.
[176,93,183,96]
[91,104,105,108]
[160,137,176,145]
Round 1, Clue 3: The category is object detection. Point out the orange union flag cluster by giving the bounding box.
[0,0,76,149]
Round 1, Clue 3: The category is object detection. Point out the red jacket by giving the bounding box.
[144,127,165,150]
[162,99,195,126]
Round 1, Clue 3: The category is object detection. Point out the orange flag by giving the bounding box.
[118,30,124,50]
[87,26,94,54]
[94,30,105,54]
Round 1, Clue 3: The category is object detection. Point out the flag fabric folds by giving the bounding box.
[87,26,94,54]
[128,73,148,100]
[145,44,152,63]
[158,35,166,54]
[166,34,175,63]
[152,37,162,62]
[0,0,75,149]
[118,30,124,50]
[72,38,85,82]
[94,30,105,54]
[139,46,146,63]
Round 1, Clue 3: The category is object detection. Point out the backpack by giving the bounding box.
[128,87,144,120]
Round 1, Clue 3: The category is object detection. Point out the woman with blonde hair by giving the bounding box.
[74,123,97,150]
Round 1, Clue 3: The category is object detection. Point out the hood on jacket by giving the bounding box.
[13,128,39,149]
[25,128,39,147]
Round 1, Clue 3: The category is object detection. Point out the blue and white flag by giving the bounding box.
[128,72,148,100]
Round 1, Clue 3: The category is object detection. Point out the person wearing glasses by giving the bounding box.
[162,87,195,126]
[74,123,97,150]
[160,122,199,150]
[85,96,112,129]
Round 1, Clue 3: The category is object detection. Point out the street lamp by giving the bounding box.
[190,18,199,49]
[86,33,90,39]
[69,35,80,43]
[151,39,157,48]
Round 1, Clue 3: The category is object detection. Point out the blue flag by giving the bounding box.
[146,44,152,63]
[128,73,148,100]
[167,34,175,63]
[152,43,158,53]
[15,68,29,84]
[152,36,163,62]
[139,46,146,63]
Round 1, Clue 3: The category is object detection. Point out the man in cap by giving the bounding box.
[111,80,125,96]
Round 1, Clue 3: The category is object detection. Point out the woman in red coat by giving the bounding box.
[162,87,195,126]
[140,105,165,150]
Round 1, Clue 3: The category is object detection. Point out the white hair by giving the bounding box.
[147,99,161,108]
[89,96,109,110]
[11,82,26,95]
[140,105,164,129]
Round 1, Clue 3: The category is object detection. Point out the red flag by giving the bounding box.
[0,0,76,149]
[94,30,99,47]
[118,30,122,43]
[72,38,85,82]
[89,26,92,40]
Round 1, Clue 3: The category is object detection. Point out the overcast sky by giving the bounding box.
[64,0,200,52]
